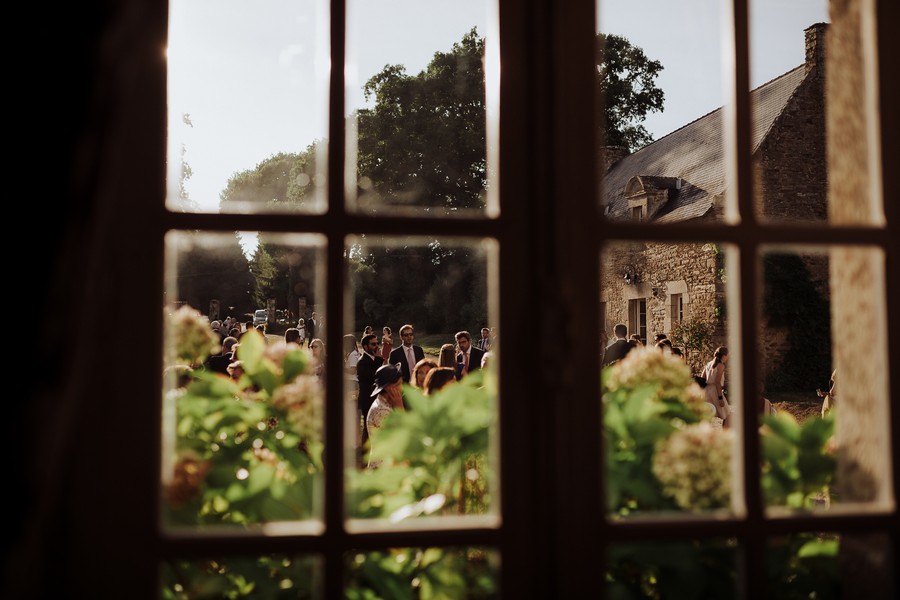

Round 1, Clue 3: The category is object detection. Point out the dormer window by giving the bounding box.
[632,205,645,221]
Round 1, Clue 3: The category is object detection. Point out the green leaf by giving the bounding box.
[247,464,277,496]
[797,538,839,558]
[236,328,265,371]
[281,347,307,382]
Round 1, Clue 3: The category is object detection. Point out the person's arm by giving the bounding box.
[715,364,726,404]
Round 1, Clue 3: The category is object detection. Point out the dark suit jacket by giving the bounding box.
[602,339,635,366]
[389,344,425,383]
[458,346,486,375]
[356,353,383,412]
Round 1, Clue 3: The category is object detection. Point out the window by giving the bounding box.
[627,298,647,343]
[20,0,899,598]
[671,292,684,324]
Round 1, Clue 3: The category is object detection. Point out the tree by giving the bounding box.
[174,231,254,317]
[596,33,665,151]
[219,144,321,212]
[355,28,487,212]
[249,244,277,309]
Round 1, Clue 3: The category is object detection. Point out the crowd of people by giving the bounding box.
[343,324,497,467]
[601,322,734,429]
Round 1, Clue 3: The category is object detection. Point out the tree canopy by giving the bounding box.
[199,28,665,327]
[355,28,487,212]
[596,33,665,151]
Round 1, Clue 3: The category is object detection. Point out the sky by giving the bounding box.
[167,0,828,241]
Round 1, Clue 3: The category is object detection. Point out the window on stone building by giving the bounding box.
[671,292,684,324]
[627,298,647,343]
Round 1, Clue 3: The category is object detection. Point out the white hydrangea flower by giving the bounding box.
[652,422,733,510]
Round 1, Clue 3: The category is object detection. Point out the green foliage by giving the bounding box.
[670,317,715,372]
[602,349,706,514]
[607,540,738,600]
[348,369,495,519]
[164,312,497,596]
[174,232,254,318]
[220,149,320,212]
[766,534,842,600]
[762,254,832,393]
[346,548,498,600]
[161,556,319,599]
[602,347,840,598]
[596,33,665,151]
[356,28,487,212]
[760,411,836,509]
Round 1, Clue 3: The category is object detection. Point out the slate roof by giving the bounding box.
[602,65,808,222]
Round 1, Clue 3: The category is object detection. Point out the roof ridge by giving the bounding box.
[636,64,806,152]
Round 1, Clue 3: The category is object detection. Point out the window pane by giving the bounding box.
[758,246,893,514]
[607,539,739,598]
[346,1,497,217]
[162,231,327,531]
[746,2,831,225]
[601,242,740,517]
[160,554,320,598]
[345,547,499,597]
[767,532,895,598]
[597,0,729,225]
[167,0,328,214]
[343,236,499,527]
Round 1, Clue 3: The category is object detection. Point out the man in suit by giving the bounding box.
[389,324,425,384]
[602,323,635,367]
[476,327,492,352]
[455,330,486,377]
[356,333,384,443]
[306,312,318,346]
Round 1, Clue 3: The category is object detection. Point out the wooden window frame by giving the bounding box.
[16,1,899,598]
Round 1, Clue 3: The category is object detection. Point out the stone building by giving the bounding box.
[600,23,830,381]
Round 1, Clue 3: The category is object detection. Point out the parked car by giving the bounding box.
[253,309,267,327]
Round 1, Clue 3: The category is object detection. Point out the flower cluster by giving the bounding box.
[165,455,212,508]
[167,305,219,367]
[270,374,324,443]
[606,346,708,418]
[652,422,733,510]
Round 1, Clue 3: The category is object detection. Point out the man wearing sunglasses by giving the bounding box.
[388,324,425,384]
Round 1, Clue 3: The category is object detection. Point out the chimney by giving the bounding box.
[601,146,630,173]
[805,22,828,76]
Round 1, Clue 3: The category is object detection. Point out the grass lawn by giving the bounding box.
[414,333,455,357]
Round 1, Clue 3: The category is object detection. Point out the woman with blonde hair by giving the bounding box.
[411,357,438,389]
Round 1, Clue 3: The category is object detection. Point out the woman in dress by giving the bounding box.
[297,318,307,346]
[380,326,393,362]
[309,338,326,380]
[341,333,360,433]
[702,346,732,428]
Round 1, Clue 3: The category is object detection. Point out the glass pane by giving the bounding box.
[597,0,729,225]
[162,231,327,531]
[346,1,497,217]
[345,547,499,598]
[606,539,738,598]
[160,554,320,598]
[767,532,895,598]
[748,1,833,224]
[758,246,893,514]
[601,242,741,517]
[343,236,500,528]
[167,0,328,214]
